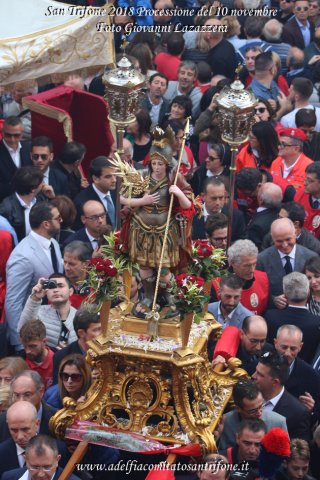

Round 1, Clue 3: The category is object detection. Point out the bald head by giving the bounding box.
[7,401,37,424]
[271,218,296,254]
[258,182,282,208]
[82,200,105,217]
[6,401,39,448]
[263,19,283,42]
[241,316,268,355]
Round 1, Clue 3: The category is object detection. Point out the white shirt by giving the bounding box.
[30,230,52,265]
[263,387,285,411]
[282,156,300,178]
[281,104,320,131]
[15,193,36,236]
[3,139,22,168]
[16,444,25,468]
[85,228,99,250]
[148,95,163,126]
[278,244,296,270]
[42,167,50,185]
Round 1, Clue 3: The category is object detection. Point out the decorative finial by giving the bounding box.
[120,39,129,55]
[235,63,243,80]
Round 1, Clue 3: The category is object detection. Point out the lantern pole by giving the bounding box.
[215,71,258,249]
[102,48,146,230]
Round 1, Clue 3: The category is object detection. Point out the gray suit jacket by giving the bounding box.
[5,233,63,348]
[208,301,253,330]
[256,244,317,297]
[218,409,288,450]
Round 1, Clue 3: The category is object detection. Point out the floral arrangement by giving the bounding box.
[170,273,209,323]
[101,231,136,275]
[188,240,227,282]
[85,257,121,306]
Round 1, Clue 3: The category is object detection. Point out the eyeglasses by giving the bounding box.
[255,107,267,114]
[241,403,264,415]
[84,213,106,221]
[279,142,299,148]
[31,153,49,160]
[207,156,221,162]
[50,215,62,223]
[28,465,55,472]
[3,131,22,138]
[296,6,309,10]
[60,372,83,382]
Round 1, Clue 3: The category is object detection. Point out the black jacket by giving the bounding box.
[1,466,80,480]
[0,194,27,242]
[273,389,311,441]
[0,141,31,201]
[247,207,280,251]
[139,94,170,127]
[48,167,71,197]
[62,227,93,252]
[266,306,320,363]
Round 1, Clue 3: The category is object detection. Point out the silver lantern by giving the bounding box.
[216,77,258,247]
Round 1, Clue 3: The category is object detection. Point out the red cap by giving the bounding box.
[279,128,307,141]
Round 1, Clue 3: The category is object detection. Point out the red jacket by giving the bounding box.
[212,270,269,315]
[270,153,313,190]
[294,190,320,238]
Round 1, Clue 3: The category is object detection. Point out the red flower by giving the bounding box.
[95,263,105,272]
[105,266,117,277]
[176,273,187,287]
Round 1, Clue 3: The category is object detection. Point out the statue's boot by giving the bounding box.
[132,276,155,319]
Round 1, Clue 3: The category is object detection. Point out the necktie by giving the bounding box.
[50,242,58,272]
[313,199,320,209]
[284,255,293,275]
[313,354,320,372]
[105,195,115,228]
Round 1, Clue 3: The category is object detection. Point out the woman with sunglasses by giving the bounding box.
[236,121,280,173]
[190,143,230,196]
[254,98,284,133]
[43,354,91,408]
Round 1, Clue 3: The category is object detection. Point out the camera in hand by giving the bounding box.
[42,279,57,289]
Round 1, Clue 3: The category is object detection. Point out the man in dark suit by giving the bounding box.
[274,324,320,423]
[52,141,88,199]
[1,434,79,480]
[192,177,246,243]
[256,217,317,309]
[282,0,315,49]
[252,349,311,441]
[0,116,32,201]
[247,182,282,251]
[73,156,117,229]
[0,404,69,478]
[0,166,43,242]
[266,272,320,363]
[63,200,111,252]
[30,137,70,198]
[0,371,57,443]
[53,307,101,383]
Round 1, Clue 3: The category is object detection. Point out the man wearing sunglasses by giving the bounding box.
[30,137,70,199]
[0,116,32,202]
[283,0,314,50]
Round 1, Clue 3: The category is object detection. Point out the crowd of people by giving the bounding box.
[2,0,320,478]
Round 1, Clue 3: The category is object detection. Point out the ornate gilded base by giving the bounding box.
[50,309,247,454]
